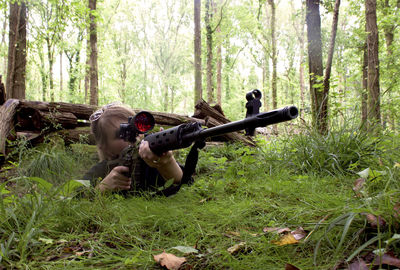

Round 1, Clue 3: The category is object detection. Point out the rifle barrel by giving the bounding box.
[183,106,298,142]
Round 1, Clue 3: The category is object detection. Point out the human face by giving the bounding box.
[99,124,130,160]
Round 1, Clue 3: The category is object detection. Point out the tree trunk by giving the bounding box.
[382,0,399,130]
[46,38,55,102]
[84,34,90,104]
[268,0,277,110]
[321,0,341,133]
[216,23,222,106]
[0,76,5,104]
[365,0,381,128]
[194,0,203,106]
[38,44,48,101]
[1,7,7,76]
[205,0,214,103]
[361,43,368,125]
[6,1,27,100]
[306,0,324,132]
[292,1,306,119]
[89,0,99,106]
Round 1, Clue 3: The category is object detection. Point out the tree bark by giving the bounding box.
[1,7,7,76]
[84,33,90,104]
[194,0,203,106]
[89,0,99,106]
[6,1,27,100]
[46,38,55,102]
[0,75,5,105]
[205,0,214,103]
[361,42,368,125]
[321,0,341,133]
[306,0,324,132]
[268,0,277,110]
[365,0,381,128]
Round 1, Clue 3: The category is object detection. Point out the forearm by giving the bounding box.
[155,156,183,184]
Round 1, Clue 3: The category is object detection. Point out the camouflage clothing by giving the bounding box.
[82,144,173,195]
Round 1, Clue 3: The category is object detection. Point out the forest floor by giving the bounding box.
[0,129,399,269]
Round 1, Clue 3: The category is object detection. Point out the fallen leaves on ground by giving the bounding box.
[361,213,386,228]
[285,263,301,270]
[44,240,93,261]
[223,231,241,238]
[352,178,366,197]
[340,251,400,269]
[264,226,308,246]
[153,251,186,270]
[227,241,247,255]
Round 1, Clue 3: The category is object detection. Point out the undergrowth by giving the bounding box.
[0,128,399,269]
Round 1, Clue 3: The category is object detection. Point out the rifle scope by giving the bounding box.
[119,111,155,142]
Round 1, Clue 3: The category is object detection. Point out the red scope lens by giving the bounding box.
[134,111,155,133]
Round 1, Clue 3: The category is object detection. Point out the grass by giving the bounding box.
[0,129,399,269]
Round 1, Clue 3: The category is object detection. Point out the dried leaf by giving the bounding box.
[393,203,400,218]
[285,263,300,270]
[353,178,365,191]
[224,231,241,238]
[291,227,307,241]
[227,242,246,255]
[272,233,298,246]
[171,246,198,254]
[348,259,369,270]
[373,252,400,267]
[263,227,291,234]
[153,251,186,270]
[362,213,386,228]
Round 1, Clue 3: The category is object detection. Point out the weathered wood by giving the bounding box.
[205,116,255,146]
[0,99,20,155]
[19,100,97,119]
[193,99,230,124]
[133,109,205,126]
[53,127,95,145]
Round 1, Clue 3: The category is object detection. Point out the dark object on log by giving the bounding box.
[0,75,5,105]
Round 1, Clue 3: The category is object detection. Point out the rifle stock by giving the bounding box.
[144,106,298,155]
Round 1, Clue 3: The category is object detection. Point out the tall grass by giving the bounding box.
[0,127,399,269]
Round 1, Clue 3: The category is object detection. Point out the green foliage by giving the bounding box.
[0,129,400,268]
[257,126,395,177]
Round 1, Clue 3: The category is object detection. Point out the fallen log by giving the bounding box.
[0,99,207,160]
[19,100,96,120]
[193,99,230,124]
[133,109,205,127]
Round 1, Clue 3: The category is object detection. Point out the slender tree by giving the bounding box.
[365,0,380,128]
[6,1,27,99]
[361,42,368,124]
[306,0,324,132]
[89,0,98,106]
[268,0,277,110]
[194,0,202,105]
[205,0,214,103]
[215,1,222,106]
[291,2,306,119]
[321,0,341,133]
